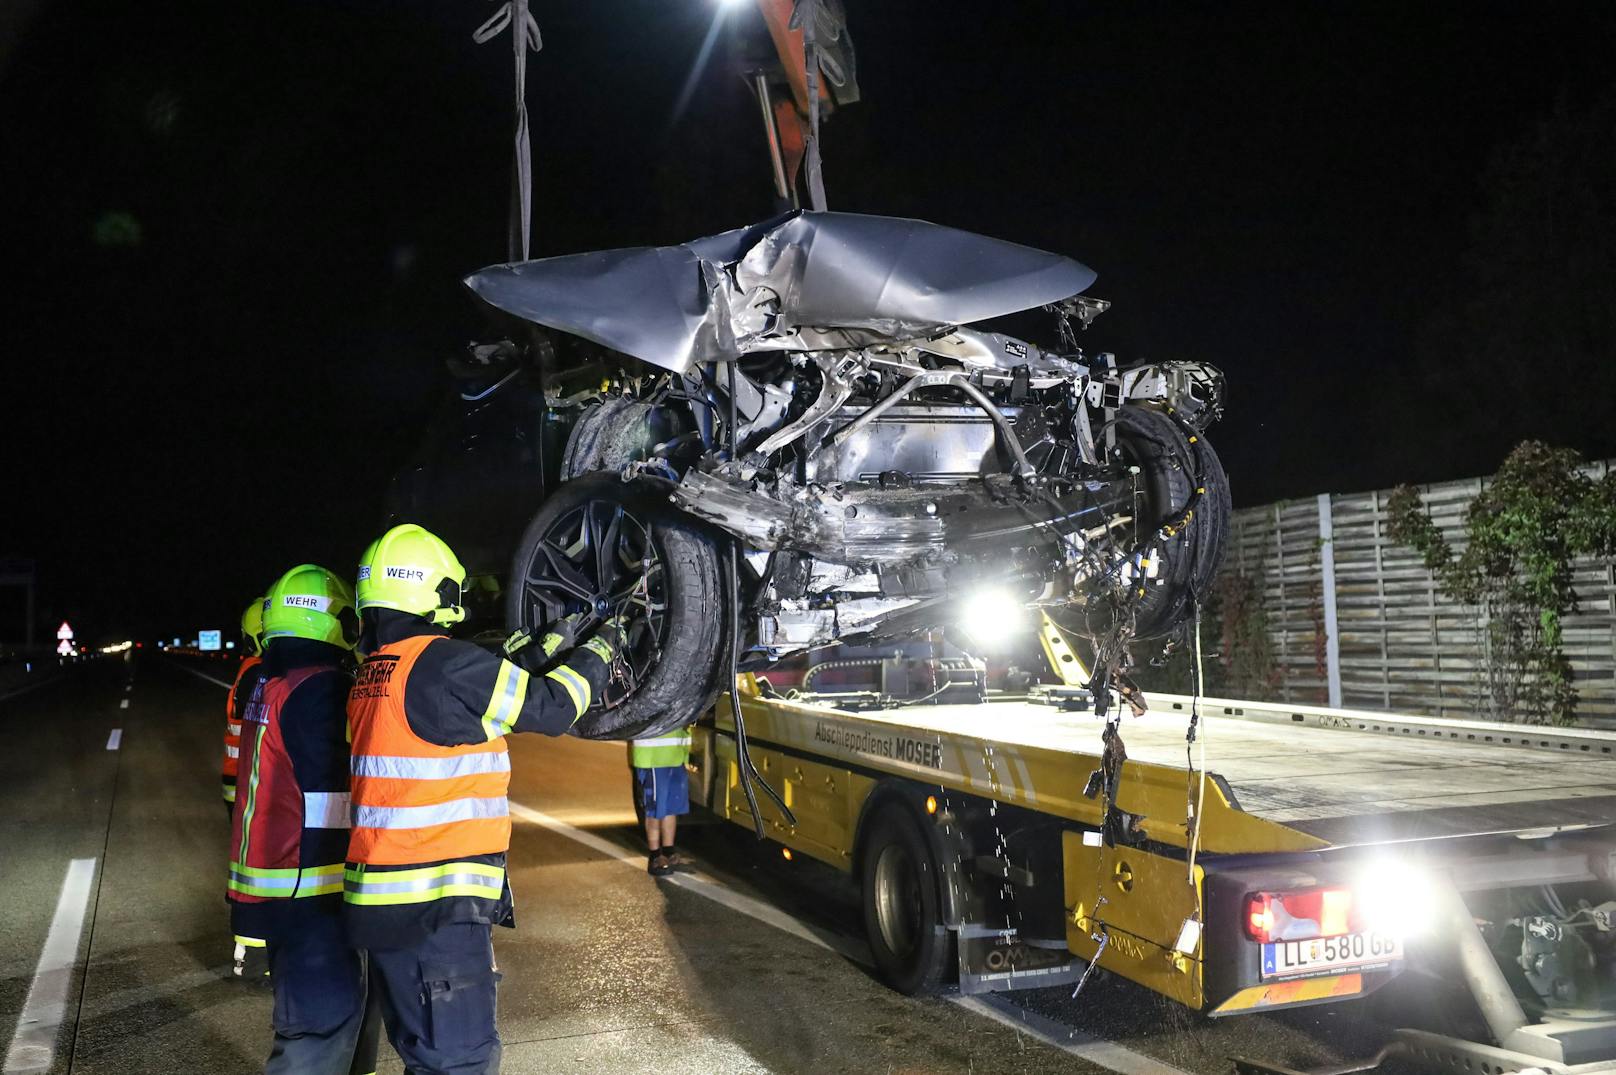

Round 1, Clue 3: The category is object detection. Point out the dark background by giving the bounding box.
[2,1,1613,643]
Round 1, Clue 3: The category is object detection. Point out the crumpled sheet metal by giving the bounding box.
[463,211,1096,373]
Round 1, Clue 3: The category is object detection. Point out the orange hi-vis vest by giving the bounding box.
[347,636,512,878]
[222,654,261,801]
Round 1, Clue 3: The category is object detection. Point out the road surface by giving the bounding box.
[0,654,1439,1074]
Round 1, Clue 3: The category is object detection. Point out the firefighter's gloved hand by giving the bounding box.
[503,614,582,667]
[581,616,630,663]
[233,938,270,983]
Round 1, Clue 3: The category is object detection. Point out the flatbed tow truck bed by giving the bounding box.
[687,682,1616,1074]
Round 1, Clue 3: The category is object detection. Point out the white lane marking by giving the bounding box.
[170,662,235,690]
[955,995,1191,1075]
[105,730,121,751]
[3,858,98,1074]
[508,803,858,959]
[0,677,65,706]
[509,802,1188,1075]
[123,685,131,692]
[118,698,128,710]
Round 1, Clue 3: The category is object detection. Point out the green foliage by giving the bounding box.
[1213,572,1282,698]
[1387,442,1616,725]
[1133,571,1280,699]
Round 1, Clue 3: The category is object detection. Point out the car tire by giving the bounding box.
[1106,405,1230,640]
[860,803,954,995]
[506,473,725,740]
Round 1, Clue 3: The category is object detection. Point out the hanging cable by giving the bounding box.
[1185,602,1208,884]
[473,0,542,261]
[724,361,797,837]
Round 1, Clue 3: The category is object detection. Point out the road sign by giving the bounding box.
[56,639,73,656]
[57,621,74,641]
[198,629,222,652]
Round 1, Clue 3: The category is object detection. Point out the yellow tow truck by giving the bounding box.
[686,619,1616,1074]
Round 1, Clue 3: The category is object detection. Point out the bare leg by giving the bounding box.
[659,815,677,848]
[644,816,662,852]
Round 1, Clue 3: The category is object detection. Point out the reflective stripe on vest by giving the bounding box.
[347,636,512,868]
[222,655,260,781]
[352,796,508,831]
[630,733,692,769]
[343,861,505,906]
[228,861,345,898]
[303,791,351,829]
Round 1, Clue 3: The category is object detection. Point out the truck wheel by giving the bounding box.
[860,804,953,994]
[506,473,724,740]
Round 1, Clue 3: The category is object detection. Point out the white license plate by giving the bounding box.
[1261,931,1402,979]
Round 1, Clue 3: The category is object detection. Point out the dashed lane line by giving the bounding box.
[508,802,1192,1075]
[3,859,98,1074]
[105,730,121,751]
[169,661,235,690]
[118,698,128,709]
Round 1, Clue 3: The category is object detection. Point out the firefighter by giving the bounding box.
[344,523,624,1075]
[224,595,267,817]
[227,594,271,981]
[229,565,371,1073]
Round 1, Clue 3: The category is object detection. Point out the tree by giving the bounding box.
[1387,442,1616,725]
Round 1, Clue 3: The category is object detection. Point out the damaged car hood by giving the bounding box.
[463,211,1096,373]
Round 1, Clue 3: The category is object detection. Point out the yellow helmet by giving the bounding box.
[241,596,267,656]
[262,564,358,649]
[356,524,466,627]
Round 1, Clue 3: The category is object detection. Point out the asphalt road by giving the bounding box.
[0,655,1448,1074]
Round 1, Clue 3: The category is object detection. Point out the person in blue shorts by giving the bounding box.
[630,729,691,876]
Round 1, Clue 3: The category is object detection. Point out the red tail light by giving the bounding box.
[1244,888,1356,943]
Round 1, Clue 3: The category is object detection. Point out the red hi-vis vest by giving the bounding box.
[346,637,512,873]
[228,666,349,902]
[221,654,261,801]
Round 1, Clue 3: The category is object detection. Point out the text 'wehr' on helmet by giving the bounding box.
[355,524,467,627]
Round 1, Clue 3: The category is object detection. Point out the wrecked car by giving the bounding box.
[386,211,1230,739]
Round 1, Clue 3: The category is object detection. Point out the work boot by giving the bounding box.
[660,845,683,870]
[647,851,673,877]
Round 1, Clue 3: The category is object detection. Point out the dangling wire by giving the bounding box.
[724,361,797,837]
[1185,601,1208,885]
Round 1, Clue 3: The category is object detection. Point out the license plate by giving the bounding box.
[1261,931,1402,980]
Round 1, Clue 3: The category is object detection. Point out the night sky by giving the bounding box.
[3,1,1613,643]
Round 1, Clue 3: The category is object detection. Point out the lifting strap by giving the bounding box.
[474,0,543,261]
[789,0,827,211]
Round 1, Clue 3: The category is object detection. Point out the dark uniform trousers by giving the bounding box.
[368,922,502,1075]
[264,913,382,1075]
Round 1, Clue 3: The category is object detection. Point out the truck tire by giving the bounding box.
[860,804,954,995]
[506,473,724,740]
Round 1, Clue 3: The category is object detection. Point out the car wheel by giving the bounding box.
[1104,405,1230,640]
[506,473,725,739]
[860,803,954,995]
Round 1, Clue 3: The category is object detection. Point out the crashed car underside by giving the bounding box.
[464,211,1230,739]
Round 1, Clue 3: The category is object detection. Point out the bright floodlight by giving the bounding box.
[958,587,1029,649]
[1355,860,1438,940]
